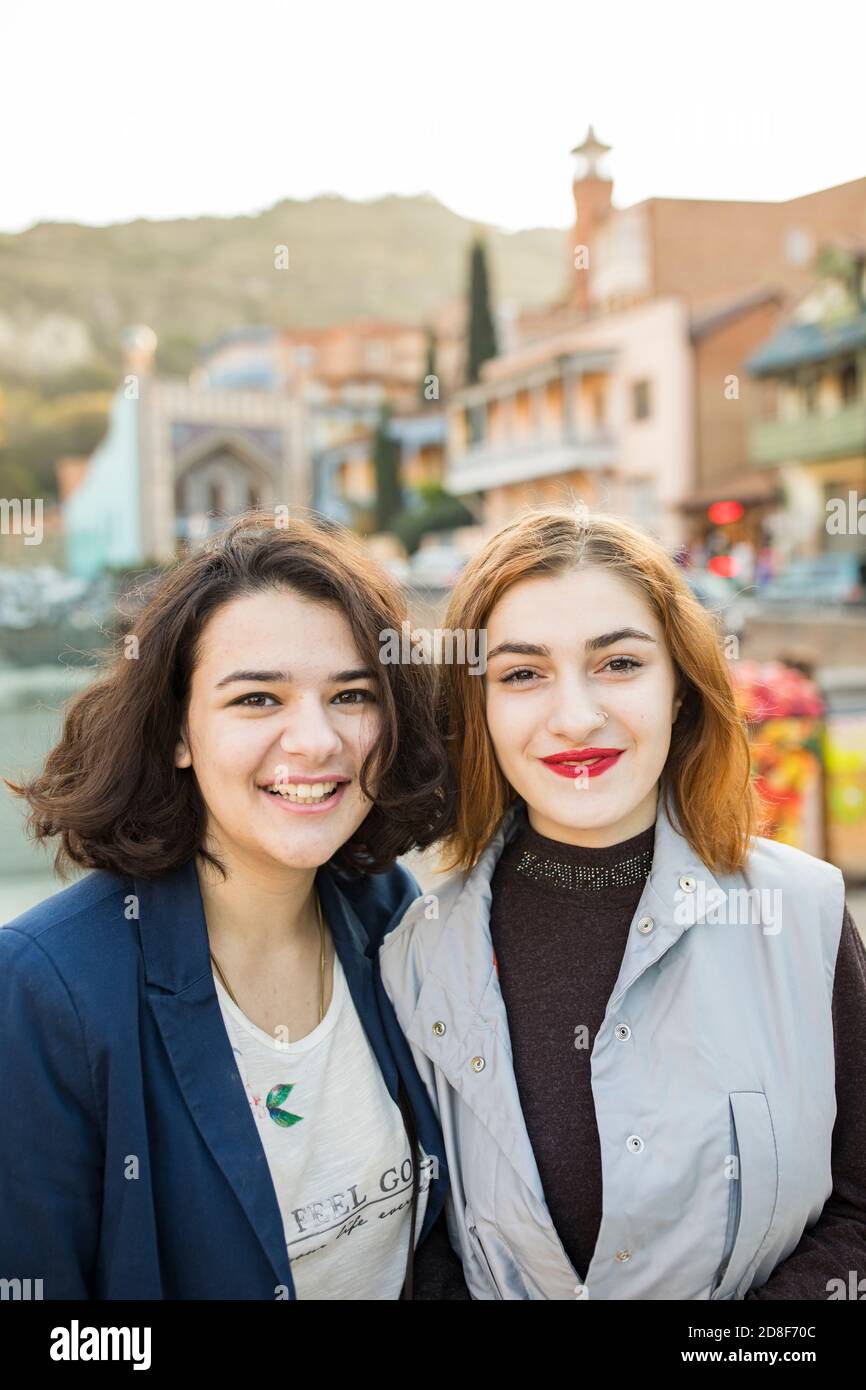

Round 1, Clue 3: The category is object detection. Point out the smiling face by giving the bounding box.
[484,566,683,846]
[174,587,383,874]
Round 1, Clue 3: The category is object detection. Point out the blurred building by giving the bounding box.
[314,411,447,529]
[63,319,452,576]
[557,129,866,323]
[197,319,430,414]
[197,319,446,529]
[684,287,786,547]
[63,327,305,578]
[745,245,866,560]
[447,127,866,546]
[446,297,691,546]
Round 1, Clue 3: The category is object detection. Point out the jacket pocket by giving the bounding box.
[465,1203,504,1300]
[711,1090,779,1300]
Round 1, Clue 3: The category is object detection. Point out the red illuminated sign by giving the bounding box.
[707,500,744,525]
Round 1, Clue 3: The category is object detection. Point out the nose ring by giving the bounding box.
[595,710,609,727]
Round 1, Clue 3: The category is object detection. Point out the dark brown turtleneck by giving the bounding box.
[489,802,656,1279]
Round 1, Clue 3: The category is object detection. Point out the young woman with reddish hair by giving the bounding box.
[378,506,866,1300]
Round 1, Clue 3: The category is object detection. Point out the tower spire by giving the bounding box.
[570,125,612,181]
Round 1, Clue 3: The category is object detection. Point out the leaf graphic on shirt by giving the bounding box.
[266,1083,303,1127]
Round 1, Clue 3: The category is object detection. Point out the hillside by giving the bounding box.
[0,192,568,503]
[0,192,568,380]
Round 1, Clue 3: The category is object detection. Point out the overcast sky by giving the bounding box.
[2,0,863,235]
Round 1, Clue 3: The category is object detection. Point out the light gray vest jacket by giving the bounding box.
[379,799,845,1299]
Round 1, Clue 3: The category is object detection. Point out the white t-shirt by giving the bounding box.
[213,950,432,1299]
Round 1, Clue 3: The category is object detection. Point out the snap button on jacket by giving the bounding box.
[377,801,845,1300]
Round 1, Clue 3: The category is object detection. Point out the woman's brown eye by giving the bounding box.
[604,658,642,673]
[235,692,278,707]
[502,669,536,684]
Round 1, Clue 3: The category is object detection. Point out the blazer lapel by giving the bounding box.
[319,867,448,1243]
[136,859,295,1294]
[315,868,399,1099]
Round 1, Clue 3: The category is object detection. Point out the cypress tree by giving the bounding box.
[372,404,403,532]
[420,326,438,403]
[466,237,498,385]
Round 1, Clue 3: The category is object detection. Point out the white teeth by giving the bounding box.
[265,780,340,801]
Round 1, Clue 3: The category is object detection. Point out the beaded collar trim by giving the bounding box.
[515,844,654,892]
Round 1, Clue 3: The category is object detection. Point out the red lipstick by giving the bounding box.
[540,748,624,779]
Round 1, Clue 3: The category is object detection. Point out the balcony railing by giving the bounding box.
[445,430,618,494]
[750,403,866,467]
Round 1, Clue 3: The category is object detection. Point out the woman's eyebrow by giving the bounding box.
[215,667,375,688]
[585,628,657,652]
[486,641,551,661]
[487,630,656,662]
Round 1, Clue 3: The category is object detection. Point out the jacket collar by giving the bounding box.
[135,855,396,1294]
[136,856,373,995]
[405,793,723,1196]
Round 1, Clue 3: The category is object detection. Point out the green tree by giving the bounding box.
[420,325,438,404]
[389,481,474,555]
[465,236,498,386]
[814,245,865,315]
[372,404,403,532]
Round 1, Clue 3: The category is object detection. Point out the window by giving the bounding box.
[802,375,818,414]
[630,478,658,528]
[467,404,486,445]
[783,227,813,266]
[365,341,388,370]
[840,362,859,404]
[632,380,651,421]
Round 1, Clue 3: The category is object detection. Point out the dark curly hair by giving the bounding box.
[5,509,454,880]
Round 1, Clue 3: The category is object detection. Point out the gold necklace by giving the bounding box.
[209,890,328,1026]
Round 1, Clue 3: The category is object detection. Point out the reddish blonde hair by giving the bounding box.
[437,506,761,873]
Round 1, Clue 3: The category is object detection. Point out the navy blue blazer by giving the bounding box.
[0,855,448,1299]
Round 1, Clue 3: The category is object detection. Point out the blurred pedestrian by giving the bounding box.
[730,537,756,584]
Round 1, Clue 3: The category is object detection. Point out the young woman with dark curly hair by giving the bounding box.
[0,510,458,1301]
[378,506,866,1301]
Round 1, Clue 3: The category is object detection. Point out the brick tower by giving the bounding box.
[568,125,613,314]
